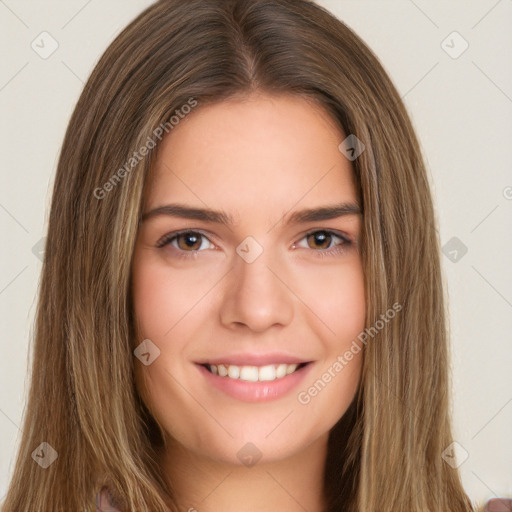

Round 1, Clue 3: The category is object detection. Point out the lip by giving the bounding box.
[195,352,311,366]
[196,361,314,402]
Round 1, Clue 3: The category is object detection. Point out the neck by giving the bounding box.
[160,432,329,512]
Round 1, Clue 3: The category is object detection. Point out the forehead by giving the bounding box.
[145,93,358,220]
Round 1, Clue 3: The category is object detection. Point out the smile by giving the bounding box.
[196,361,313,402]
[204,362,308,382]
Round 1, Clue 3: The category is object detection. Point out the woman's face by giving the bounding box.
[131,92,366,466]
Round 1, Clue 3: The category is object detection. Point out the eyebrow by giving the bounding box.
[140,201,362,225]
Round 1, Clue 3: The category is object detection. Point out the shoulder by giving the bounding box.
[96,487,122,512]
[484,497,512,512]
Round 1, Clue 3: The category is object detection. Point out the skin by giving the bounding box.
[131,92,366,512]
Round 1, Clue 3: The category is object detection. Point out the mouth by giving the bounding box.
[200,361,311,383]
[196,360,314,402]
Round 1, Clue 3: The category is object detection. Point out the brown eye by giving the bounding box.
[156,231,213,252]
[176,232,202,251]
[306,231,333,250]
[293,229,352,257]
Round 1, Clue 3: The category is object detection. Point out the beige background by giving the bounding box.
[0,0,511,506]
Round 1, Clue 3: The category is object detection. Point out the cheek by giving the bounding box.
[132,254,166,337]
[130,249,214,410]
[296,256,366,345]
[131,252,207,339]
[131,255,196,439]
[294,262,365,427]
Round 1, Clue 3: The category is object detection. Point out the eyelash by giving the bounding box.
[155,229,353,260]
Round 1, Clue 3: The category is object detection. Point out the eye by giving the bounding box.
[293,229,352,256]
[156,230,214,253]
[156,228,353,259]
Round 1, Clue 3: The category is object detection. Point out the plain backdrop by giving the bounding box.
[0,0,511,506]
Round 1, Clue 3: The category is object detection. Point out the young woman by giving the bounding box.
[2,0,496,510]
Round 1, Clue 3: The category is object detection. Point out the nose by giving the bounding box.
[218,244,295,333]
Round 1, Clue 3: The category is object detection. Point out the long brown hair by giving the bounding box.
[2,0,478,510]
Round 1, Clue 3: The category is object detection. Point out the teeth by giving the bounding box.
[240,366,259,382]
[258,364,275,381]
[286,364,297,375]
[227,365,240,379]
[276,364,287,378]
[207,363,301,382]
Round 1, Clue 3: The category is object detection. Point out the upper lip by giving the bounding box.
[196,353,312,367]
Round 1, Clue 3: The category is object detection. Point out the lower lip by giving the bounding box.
[196,363,313,402]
